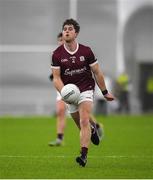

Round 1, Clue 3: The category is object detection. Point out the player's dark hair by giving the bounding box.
[57,32,62,38]
[62,19,80,33]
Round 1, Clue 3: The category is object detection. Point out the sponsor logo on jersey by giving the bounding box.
[64,66,87,76]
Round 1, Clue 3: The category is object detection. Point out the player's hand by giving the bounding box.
[104,93,115,101]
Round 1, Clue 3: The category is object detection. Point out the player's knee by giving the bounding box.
[80,119,89,127]
[57,107,65,117]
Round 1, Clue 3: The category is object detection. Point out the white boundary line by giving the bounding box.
[0,155,152,159]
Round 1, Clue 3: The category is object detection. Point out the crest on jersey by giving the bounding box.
[69,56,76,63]
[80,56,85,61]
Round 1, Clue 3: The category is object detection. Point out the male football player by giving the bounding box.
[51,19,114,166]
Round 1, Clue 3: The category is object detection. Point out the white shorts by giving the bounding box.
[67,90,94,113]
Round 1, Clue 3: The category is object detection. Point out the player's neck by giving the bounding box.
[64,41,77,52]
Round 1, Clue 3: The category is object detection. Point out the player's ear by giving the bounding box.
[75,32,79,38]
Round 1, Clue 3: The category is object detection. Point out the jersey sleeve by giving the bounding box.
[87,47,98,67]
[51,52,60,69]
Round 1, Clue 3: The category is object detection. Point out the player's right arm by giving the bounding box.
[52,68,64,93]
[51,49,64,93]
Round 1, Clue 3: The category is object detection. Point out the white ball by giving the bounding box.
[61,84,80,104]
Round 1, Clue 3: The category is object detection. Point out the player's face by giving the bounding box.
[57,36,64,46]
[62,25,77,43]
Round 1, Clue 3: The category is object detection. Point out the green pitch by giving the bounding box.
[0,115,153,179]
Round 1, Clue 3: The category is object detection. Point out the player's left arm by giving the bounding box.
[91,63,115,101]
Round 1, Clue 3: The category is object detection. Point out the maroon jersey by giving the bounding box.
[51,43,98,92]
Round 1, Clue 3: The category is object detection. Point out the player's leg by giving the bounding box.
[79,101,92,147]
[56,100,66,140]
[70,113,102,167]
[49,93,66,146]
[76,101,92,167]
[71,109,103,145]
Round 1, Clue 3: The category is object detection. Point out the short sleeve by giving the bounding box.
[51,52,60,69]
[87,48,98,67]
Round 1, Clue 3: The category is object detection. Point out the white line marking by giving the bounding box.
[0,155,152,159]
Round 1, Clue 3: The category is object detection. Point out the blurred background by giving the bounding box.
[0,0,153,115]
